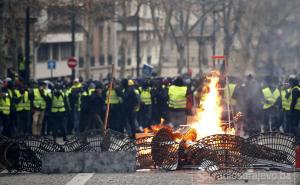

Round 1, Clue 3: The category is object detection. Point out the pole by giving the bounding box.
[212,10,216,69]
[104,64,115,130]
[136,13,140,77]
[25,6,30,83]
[71,11,76,81]
[51,68,53,79]
[224,56,233,131]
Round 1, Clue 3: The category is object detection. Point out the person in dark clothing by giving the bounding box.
[289,75,300,137]
[122,79,139,139]
[243,74,263,136]
[87,84,105,135]
[80,83,95,132]
[151,78,167,124]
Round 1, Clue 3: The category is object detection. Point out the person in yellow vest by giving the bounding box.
[122,79,140,138]
[261,76,280,132]
[224,78,237,113]
[167,77,188,128]
[0,87,12,136]
[14,84,31,135]
[30,81,48,136]
[69,79,82,134]
[138,80,152,130]
[279,80,292,133]
[49,84,68,141]
[289,75,300,137]
[104,80,123,132]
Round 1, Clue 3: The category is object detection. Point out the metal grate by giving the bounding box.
[247,132,296,165]
[136,136,154,168]
[0,131,297,179]
[151,128,179,170]
[186,134,253,179]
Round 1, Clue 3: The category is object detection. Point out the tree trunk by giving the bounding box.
[119,38,126,78]
[177,46,185,74]
[157,39,165,75]
[0,0,5,78]
[84,18,93,80]
[7,1,18,72]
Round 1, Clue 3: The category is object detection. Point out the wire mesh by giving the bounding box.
[136,136,154,168]
[151,128,179,170]
[0,131,297,178]
[247,132,296,165]
[186,134,253,179]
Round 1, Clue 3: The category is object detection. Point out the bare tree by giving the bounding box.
[236,0,300,75]
[159,0,218,74]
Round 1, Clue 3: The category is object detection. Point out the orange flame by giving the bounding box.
[191,71,235,140]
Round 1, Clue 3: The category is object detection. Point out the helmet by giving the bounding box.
[128,80,135,86]
[288,74,297,80]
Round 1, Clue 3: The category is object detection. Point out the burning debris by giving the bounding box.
[0,130,297,180]
[0,72,297,180]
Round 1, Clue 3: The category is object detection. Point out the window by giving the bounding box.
[79,57,84,68]
[107,27,111,55]
[37,44,50,62]
[118,58,121,67]
[108,55,113,65]
[52,43,59,60]
[90,56,95,67]
[99,55,105,66]
[127,47,131,56]
[147,56,152,64]
[99,26,104,59]
[147,46,152,56]
[61,43,72,60]
[127,58,131,66]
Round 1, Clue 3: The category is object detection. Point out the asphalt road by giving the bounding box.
[0,170,299,185]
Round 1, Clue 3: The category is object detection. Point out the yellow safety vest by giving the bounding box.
[106,89,120,105]
[82,88,95,96]
[262,87,280,109]
[65,88,72,97]
[0,96,11,115]
[224,83,237,106]
[51,94,66,112]
[168,85,187,109]
[33,88,47,110]
[291,86,300,110]
[139,87,152,105]
[281,89,292,111]
[19,57,26,71]
[15,90,31,111]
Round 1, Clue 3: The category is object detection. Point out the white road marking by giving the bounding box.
[65,173,94,185]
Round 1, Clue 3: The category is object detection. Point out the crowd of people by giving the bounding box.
[0,72,300,141]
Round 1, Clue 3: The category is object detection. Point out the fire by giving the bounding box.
[143,118,166,134]
[191,71,235,140]
[141,71,235,142]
